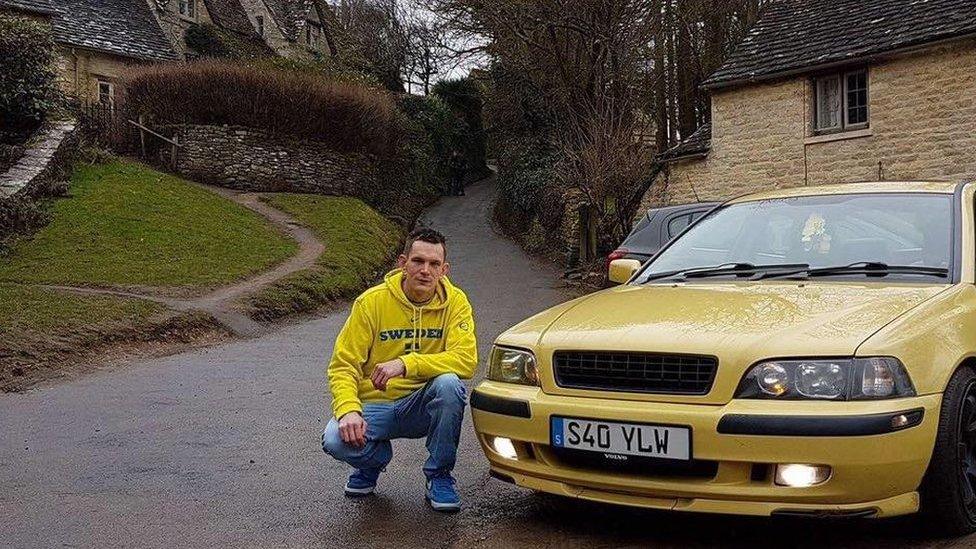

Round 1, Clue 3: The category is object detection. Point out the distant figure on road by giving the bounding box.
[448,150,466,196]
[322,228,477,512]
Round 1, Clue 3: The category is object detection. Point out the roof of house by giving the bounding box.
[261,0,316,41]
[659,123,712,163]
[704,0,976,89]
[203,0,255,36]
[0,0,58,15]
[0,0,180,61]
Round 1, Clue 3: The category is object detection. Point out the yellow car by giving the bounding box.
[472,181,976,535]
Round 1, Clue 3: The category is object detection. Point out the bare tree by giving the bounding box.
[426,0,767,264]
[336,0,408,91]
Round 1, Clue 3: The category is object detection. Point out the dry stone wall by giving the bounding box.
[644,40,976,209]
[0,120,77,200]
[174,124,380,199]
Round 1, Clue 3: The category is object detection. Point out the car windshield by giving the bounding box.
[636,192,953,283]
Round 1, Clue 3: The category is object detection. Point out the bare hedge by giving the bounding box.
[124,60,401,157]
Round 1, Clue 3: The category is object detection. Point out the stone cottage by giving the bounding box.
[242,0,348,60]
[0,0,180,105]
[644,0,976,208]
[0,0,348,106]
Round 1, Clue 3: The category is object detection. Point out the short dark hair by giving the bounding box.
[403,227,447,259]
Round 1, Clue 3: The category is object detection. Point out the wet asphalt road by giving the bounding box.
[2,177,975,548]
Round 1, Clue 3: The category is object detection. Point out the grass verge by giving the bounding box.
[244,194,404,320]
[0,160,297,291]
[0,283,220,391]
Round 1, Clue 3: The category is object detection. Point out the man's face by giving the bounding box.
[397,240,449,300]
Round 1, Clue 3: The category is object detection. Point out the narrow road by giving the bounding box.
[0,176,572,548]
[0,177,969,548]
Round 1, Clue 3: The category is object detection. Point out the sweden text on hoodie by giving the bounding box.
[327,269,478,418]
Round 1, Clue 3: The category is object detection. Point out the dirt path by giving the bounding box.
[39,187,325,337]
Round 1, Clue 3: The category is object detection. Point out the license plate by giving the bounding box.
[550,416,691,461]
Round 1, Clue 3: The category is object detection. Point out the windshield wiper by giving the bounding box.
[643,262,810,282]
[760,261,949,280]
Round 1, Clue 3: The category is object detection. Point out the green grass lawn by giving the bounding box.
[0,282,174,390]
[245,194,404,320]
[0,160,297,290]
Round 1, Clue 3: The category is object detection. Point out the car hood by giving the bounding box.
[497,281,949,403]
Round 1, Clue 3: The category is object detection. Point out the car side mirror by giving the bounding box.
[608,259,642,285]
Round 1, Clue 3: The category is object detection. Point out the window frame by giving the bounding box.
[97,80,115,110]
[812,68,870,135]
[306,21,321,47]
[179,0,196,20]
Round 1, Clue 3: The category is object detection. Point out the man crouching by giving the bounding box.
[321,227,477,512]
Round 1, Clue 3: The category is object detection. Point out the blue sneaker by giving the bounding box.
[344,468,380,497]
[425,474,461,512]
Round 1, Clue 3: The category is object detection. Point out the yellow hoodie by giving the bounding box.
[327,269,478,418]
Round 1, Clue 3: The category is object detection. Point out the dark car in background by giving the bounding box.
[607,202,719,282]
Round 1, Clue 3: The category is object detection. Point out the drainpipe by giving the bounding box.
[71,48,80,99]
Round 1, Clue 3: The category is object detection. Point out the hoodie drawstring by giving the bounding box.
[413,305,423,353]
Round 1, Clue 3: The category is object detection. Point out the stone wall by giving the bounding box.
[237,0,291,56]
[0,120,77,200]
[150,0,214,57]
[56,48,142,103]
[644,39,976,208]
[174,124,380,199]
[0,119,78,241]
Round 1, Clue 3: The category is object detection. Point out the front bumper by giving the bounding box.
[471,381,942,518]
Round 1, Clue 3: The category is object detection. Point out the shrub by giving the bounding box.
[0,196,50,254]
[124,60,401,157]
[248,56,379,89]
[0,15,60,134]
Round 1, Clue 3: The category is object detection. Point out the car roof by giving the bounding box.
[728,181,960,204]
[646,202,721,218]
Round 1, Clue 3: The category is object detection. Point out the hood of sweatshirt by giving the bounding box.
[383,269,454,312]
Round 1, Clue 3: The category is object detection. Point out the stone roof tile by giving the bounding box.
[0,0,59,15]
[659,123,711,162]
[704,0,976,89]
[16,0,181,61]
[203,0,255,36]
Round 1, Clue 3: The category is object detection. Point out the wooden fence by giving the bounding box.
[76,100,179,168]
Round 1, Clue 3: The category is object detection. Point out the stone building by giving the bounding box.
[643,0,976,209]
[0,0,347,106]
[248,0,348,60]
[1,0,180,105]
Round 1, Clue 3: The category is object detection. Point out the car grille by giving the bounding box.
[552,351,718,394]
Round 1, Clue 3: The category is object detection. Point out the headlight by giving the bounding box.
[735,357,915,400]
[487,346,538,386]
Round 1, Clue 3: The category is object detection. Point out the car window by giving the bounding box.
[622,220,658,249]
[639,193,953,282]
[667,214,693,239]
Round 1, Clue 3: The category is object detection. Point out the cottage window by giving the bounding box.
[306,22,320,46]
[813,69,869,133]
[256,15,264,36]
[179,0,195,18]
[97,80,114,109]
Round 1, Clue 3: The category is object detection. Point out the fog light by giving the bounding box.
[774,464,831,487]
[491,436,518,460]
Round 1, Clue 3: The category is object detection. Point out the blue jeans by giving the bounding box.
[321,373,467,479]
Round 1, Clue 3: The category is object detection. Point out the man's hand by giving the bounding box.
[338,412,367,448]
[370,359,406,391]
